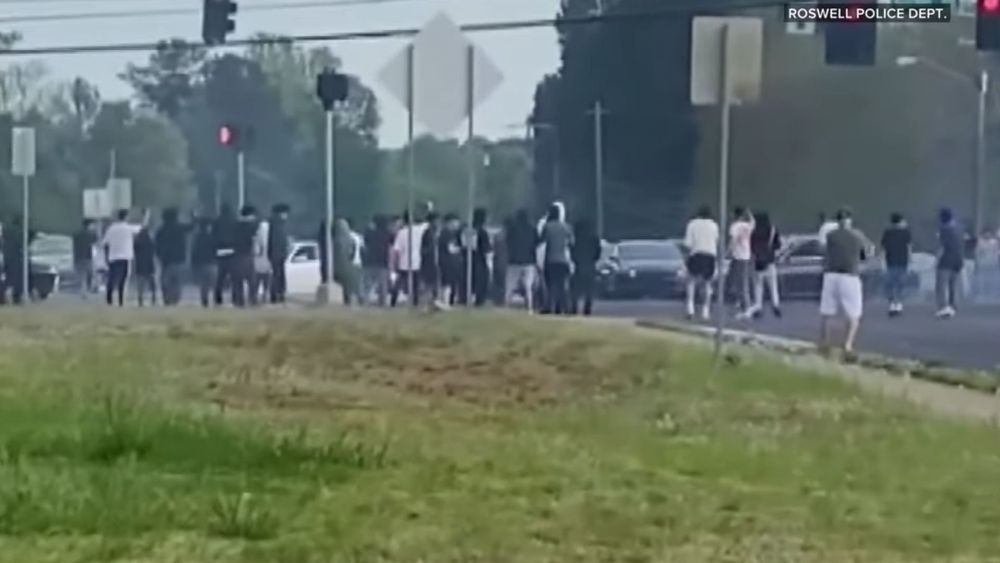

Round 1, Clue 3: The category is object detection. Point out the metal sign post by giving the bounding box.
[324,109,336,302]
[237,150,246,210]
[691,16,763,362]
[12,127,35,304]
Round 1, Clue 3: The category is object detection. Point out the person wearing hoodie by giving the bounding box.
[267,204,291,304]
[420,212,443,306]
[570,218,601,316]
[334,219,363,306]
[155,207,188,306]
[133,223,157,307]
[213,204,238,306]
[191,217,216,308]
[541,203,573,314]
[504,209,539,311]
[363,214,393,307]
[880,212,912,317]
[231,205,260,307]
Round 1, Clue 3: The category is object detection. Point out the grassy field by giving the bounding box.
[0,309,997,562]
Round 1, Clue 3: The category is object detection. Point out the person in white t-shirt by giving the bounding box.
[101,208,146,307]
[390,212,428,307]
[683,206,720,321]
[728,206,754,314]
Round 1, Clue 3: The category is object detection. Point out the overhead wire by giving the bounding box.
[0,0,800,57]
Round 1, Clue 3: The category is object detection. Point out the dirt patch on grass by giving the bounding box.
[159,313,673,411]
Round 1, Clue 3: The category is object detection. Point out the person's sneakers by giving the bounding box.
[772,306,782,319]
[936,306,956,319]
[700,307,711,321]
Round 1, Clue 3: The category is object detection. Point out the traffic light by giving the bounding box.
[218,123,254,151]
[316,70,349,111]
[202,0,237,46]
[824,0,877,66]
[977,0,1000,50]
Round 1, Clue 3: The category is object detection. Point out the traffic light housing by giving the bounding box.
[203,0,237,46]
[824,0,877,66]
[977,0,1000,50]
[316,70,349,111]
[218,123,254,151]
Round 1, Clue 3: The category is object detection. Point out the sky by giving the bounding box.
[1,0,562,146]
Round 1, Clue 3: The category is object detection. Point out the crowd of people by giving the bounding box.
[72,203,293,308]
[64,199,605,316]
[681,203,993,355]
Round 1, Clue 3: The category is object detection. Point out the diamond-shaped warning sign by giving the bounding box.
[379,13,503,138]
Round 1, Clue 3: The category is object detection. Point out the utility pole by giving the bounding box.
[591,100,607,240]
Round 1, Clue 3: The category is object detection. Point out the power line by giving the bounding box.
[0,0,793,57]
[0,0,442,25]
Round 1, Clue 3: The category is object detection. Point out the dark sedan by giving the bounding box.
[599,240,686,299]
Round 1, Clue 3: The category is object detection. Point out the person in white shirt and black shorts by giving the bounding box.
[683,206,720,321]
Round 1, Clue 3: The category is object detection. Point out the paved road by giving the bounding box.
[596,300,1000,372]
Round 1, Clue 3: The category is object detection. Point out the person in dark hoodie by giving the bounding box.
[232,205,260,307]
[471,207,492,307]
[267,203,291,304]
[420,212,443,306]
[439,213,462,306]
[133,222,157,307]
[191,217,216,308]
[570,218,601,316]
[3,216,28,305]
[363,214,393,307]
[213,204,238,306]
[504,209,539,312]
[155,207,188,306]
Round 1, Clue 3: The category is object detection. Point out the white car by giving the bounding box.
[286,241,322,297]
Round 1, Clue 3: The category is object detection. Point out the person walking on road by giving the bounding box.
[440,213,463,306]
[191,218,216,308]
[155,208,188,306]
[391,212,427,307]
[470,208,493,307]
[880,212,912,317]
[362,214,393,307]
[728,206,754,315]
[213,205,238,307]
[232,205,260,308]
[133,223,157,307]
[419,212,443,307]
[541,204,573,314]
[570,218,601,316]
[252,216,272,304]
[102,209,145,307]
[267,204,291,304]
[935,208,965,319]
[682,206,719,321]
[818,208,871,356]
[505,209,540,312]
[72,219,98,299]
[744,211,782,320]
[334,219,364,306]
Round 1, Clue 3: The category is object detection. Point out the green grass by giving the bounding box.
[0,309,995,562]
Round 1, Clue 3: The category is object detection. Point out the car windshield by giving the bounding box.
[617,242,681,261]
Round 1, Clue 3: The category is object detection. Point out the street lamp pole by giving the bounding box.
[976,69,988,240]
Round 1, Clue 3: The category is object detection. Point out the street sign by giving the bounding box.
[11,127,35,177]
[378,13,503,137]
[83,188,112,219]
[691,17,764,106]
[106,178,132,211]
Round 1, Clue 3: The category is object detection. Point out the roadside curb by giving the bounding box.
[635,319,1000,396]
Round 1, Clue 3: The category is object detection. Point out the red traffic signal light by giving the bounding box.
[218,124,234,146]
[203,0,238,45]
[978,0,1000,49]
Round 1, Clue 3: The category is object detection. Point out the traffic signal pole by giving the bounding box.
[324,109,335,302]
[237,150,246,209]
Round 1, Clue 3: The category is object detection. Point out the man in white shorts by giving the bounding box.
[683,206,720,320]
[819,208,872,355]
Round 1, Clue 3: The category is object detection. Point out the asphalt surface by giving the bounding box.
[596,299,1000,372]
